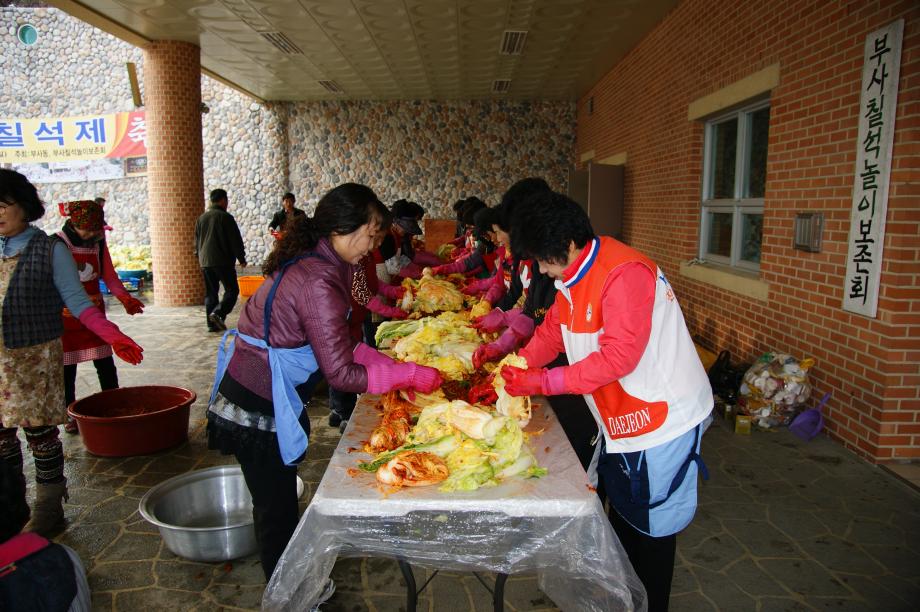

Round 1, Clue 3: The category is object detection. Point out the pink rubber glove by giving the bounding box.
[116,294,145,315]
[481,280,506,306]
[78,308,144,365]
[378,283,405,300]
[365,361,443,394]
[473,308,513,333]
[432,259,465,275]
[397,262,423,280]
[353,342,396,367]
[471,313,534,369]
[500,365,566,397]
[462,276,492,296]
[413,250,441,267]
[366,296,409,319]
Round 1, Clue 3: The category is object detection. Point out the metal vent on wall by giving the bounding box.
[318,80,344,94]
[492,79,512,94]
[260,32,303,55]
[499,30,528,55]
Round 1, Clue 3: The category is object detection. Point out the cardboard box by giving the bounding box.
[423,218,458,252]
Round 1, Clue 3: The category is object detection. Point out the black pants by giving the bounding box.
[202,266,239,323]
[64,357,119,407]
[608,506,677,612]
[235,450,299,581]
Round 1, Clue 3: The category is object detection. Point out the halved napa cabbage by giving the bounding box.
[493,353,533,427]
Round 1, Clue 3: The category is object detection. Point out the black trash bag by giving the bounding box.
[707,351,746,404]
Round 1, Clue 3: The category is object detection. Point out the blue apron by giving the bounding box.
[210,254,321,466]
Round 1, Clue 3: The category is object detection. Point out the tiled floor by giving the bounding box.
[18,293,920,611]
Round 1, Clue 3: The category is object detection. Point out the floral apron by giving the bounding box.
[56,232,111,365]
[0,255,66,428]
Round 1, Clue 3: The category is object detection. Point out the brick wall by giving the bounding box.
[144,41,205,307]
[577,0,920,461]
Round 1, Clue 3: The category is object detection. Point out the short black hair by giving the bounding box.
[473,206,496,238]
[94,196,106,205]
[495,177,552,232]
[0,461,29,542]
[460,197,487,226]
[283,192,295,202]
[510,191,594,265]
[406,201,425,220]
[210,189,228,204]
[0,169,45,222]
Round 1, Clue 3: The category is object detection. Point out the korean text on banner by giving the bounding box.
[842,19,903,318]
[0,111,146,163]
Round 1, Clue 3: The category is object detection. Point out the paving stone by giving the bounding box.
[722,518,802,558]
[837,573,920,611]
[102,532,162,561]
[721,558,787,597]
[501,575,554,610]
[78,495,138,525]
[55,522,121,559]
[209,583,266,609]
[332,556,367,592]
[862,543,920,580]
[683,532,747,571]
[846,517,908,548]
[766,508,828,541]
[65,486,114,507]
[667,591,718,611]
[669,561,700,595]
[114,587,203,611]
[759,559,849,597]
[131,471,184,487]
[90,591,113,612]
[88,560,155,591]
[145,453,200,473]
[153,559,214,591]
[689,565,758,612]
[364,557,406,594]
[757,597,814,612]
[802,596,874,611]
[798,535,885,575]
[211,557,266,586]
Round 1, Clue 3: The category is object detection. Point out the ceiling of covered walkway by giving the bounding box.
[47,0,676,101]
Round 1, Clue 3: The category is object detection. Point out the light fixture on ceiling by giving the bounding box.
[260,32,303,55]
[492,79,511,94]
[318,80,344,94]
[499,30,527,55]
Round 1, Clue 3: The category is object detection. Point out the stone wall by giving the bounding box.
[287,100,575,218]
[3,7,576,265]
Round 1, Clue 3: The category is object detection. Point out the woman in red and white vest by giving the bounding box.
[502,191,712,612]
[57,200,144,433]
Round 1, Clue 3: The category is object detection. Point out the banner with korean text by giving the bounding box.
[0,111,146,163]
[843,19,903,318]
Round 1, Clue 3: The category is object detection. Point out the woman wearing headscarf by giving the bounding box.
[0,170,143,536]
[206,183,441,582]
[56,200,145,433]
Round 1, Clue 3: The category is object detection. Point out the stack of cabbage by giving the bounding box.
[109,244,152,271]
[400,269,464,313]
[360,400,546,492]
[375,312,480,381]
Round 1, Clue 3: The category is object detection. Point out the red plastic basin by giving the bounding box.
[68,386,196,457]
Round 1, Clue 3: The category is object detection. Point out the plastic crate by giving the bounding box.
[238,275,266,298]
[117,269,148,280]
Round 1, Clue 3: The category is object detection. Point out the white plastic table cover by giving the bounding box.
[262,394,646,611]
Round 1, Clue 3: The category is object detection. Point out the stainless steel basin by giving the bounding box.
[139,465,303,562]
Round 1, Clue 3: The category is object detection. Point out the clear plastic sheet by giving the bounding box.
[263,395,646,611]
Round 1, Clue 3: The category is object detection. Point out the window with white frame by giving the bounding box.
[700,100,769,271]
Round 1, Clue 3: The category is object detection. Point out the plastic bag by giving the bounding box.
[738,352,815,428]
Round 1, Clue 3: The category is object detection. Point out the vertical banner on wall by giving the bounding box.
[843,19,903,318]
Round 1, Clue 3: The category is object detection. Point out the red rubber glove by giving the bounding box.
[378,283,405,300]
[116,294,145,315]
[366,296,409,319]
[472,343,507,370]
[78,308,144,365]
[468,378,498,405]
[397,262,423,280]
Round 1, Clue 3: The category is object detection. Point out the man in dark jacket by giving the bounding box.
[268,192,305,233]
[195,189,247,331]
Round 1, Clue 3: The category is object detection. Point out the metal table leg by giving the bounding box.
[493,573,508,612]
[397,559,417,612]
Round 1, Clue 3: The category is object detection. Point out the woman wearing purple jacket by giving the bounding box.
[207,183,441,583]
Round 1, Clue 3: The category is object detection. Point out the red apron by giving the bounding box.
[57,232,111,365]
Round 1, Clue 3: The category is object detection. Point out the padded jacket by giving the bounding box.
[226,237,368,400]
